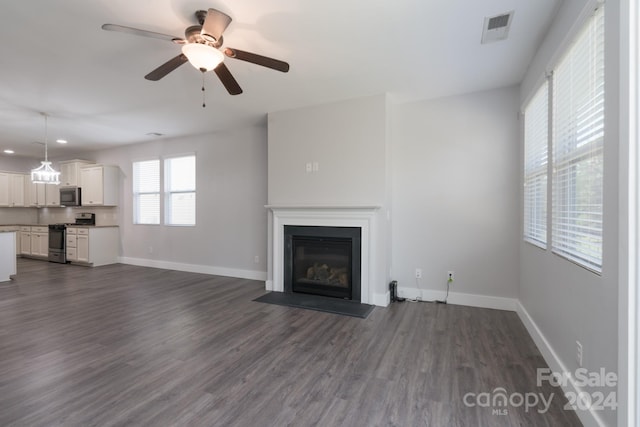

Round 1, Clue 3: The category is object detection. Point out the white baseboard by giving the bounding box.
[118,257,267,282]
[397,286,517,311]
[371,291,390,307]
[516,302,606,427]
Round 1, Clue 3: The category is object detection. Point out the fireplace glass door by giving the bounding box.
[292,236,352,299]
[284,225,361,301]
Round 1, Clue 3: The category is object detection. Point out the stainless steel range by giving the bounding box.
[48,224,67,263]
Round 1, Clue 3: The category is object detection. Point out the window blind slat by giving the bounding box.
[133,160,160,225]
[551,6,605,272]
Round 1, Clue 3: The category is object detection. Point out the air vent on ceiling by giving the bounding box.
[482,11,514,44]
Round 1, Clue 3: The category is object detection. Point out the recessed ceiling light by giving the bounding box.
[3,149,14,154]
[56,139,68,144]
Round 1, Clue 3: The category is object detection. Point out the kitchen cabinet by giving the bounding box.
[79,165,119,206]
[26,181,46,207]
[76,234,89,263]
[66,226,118,266]
[59,160,94,187]
[9,174,25,207]
[25,181,59,207]
[19,226,47,258]
[45,183,60,207]
[29,226,49,257]
[19,227,31,255]
[0,173,25,207]
[0,173,9,206]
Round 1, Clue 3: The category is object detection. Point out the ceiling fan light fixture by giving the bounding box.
[182,43,223,72]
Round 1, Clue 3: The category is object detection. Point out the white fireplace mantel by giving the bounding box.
[267,205,382,306]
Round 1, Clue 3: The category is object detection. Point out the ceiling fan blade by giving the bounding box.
[214,63,243,95]
[201,9,232,42]
[223,48,289,73]
[102,24,184,44]
[145,54,189,81]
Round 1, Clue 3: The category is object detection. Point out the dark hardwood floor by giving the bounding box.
[0,259,582,426]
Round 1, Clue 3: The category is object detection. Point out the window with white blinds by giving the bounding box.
[165,155,196,226]
[133,159,160,225]
[551,6,605,272]
[523,81,549,248]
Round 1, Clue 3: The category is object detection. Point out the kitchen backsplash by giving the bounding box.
[0,208,38,225]
[37,206,119,226]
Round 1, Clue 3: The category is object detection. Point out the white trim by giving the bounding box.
[516,302,606,427]
[371,291,390,307]
[621,0,639,424]
[118,257,267,281]
[397,286,517,312]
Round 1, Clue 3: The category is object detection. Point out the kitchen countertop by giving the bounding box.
[0,224,119,228]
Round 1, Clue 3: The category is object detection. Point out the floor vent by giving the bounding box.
[482,11,514,44]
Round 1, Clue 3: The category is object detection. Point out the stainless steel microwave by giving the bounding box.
[60,187,81,206]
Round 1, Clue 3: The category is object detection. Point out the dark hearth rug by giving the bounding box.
[253,292,374,319]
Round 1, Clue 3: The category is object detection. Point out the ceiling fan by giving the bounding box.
[102,8,290,96]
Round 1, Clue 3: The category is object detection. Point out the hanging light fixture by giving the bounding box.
[31,113,60,185]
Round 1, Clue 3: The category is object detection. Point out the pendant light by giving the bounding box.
[31,113,60,185]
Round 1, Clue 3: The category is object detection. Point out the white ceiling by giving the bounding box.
[0,0,559,159]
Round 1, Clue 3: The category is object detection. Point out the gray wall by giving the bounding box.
[519,1,618,426]
[267,94,388,206]
[92,125,268,278]
[391,86,520,301]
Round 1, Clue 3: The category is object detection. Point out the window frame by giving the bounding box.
[164,154,196,227]
[523,80,550,249]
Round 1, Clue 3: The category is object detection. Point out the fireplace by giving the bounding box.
[284,226,361,301]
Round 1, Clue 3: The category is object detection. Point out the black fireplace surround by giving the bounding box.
[284,225,362,301]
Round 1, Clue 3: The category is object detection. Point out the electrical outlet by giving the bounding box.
[254,255,259,264]
[415,268,422,279]
[447,271,455,282]
[576,341,583,367]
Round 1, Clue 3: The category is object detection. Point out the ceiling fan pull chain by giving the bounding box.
[201,71,206,108]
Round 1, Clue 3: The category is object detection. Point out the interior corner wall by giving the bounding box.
[91,125,268,278]
[390,86,520,304]
[518,1,619,426]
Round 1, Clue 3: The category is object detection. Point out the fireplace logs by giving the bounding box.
[304,263,349,287]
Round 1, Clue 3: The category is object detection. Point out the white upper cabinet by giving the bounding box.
[9,174,25,207]
[59,160,94,187]
[25,180,46,207]
[0,173,27,207]
[79,165,119,206]
[45,183,60,206]
[0,173,9,206]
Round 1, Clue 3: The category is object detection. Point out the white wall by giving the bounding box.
[391,86,520,306]
[91,125,268,279]
[518,1,619,426]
